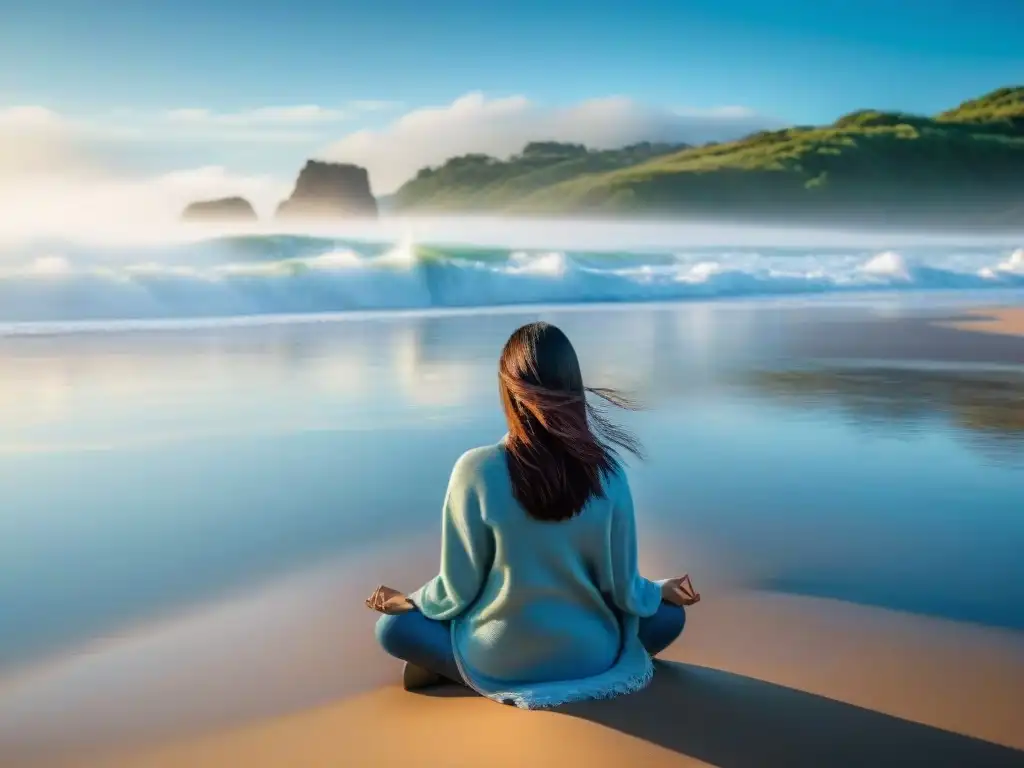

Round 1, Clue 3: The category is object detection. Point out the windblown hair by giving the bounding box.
[498,322,643,522]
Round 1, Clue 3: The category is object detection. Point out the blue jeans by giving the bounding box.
[376,601,686,684]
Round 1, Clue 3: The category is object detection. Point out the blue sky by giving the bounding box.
[3,0,1021,118]
[0,0,1022,199]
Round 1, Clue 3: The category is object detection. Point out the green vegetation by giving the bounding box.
[391,87,1024,228]
[937,86,1024,128]
[391,141,687,212]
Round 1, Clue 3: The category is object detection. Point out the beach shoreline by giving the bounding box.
[940,307,1024,338]
[3,546,1023,768]
[2,302,1023,768]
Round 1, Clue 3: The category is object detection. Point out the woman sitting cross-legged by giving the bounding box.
[372,321,700,709]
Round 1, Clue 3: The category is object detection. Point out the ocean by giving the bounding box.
[0,218,1023,327]
[0,219,1023,702]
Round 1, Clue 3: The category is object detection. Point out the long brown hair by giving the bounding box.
[499,322,642,521]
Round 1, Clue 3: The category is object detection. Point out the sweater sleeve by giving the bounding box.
[603,469,662,618]
[408,453,494,621]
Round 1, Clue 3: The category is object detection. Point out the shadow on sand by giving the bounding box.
[423,661,1023,768]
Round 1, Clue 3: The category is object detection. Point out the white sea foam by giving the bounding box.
[995,248,1024,275]
[860,251,911,282]
[0,226,1021,325]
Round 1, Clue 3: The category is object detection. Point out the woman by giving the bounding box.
[373,322,699,709]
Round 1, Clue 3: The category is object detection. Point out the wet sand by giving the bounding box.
[941,307,1024,338]
[2,304,1024,768]
[778,303,1024,365]
[2,541,1023,768]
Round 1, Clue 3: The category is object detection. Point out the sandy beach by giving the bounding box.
[2,303,1023,768]
[941,307,1024,338]
[3,538,1023,768]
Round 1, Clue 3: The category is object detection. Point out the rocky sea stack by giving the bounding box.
[181,197,258,223]
[276,160,378,220]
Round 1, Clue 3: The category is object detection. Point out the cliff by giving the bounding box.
[276,161,378,220]
[181,197,257,223]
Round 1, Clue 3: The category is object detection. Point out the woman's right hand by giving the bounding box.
[365,584,415,614]
[661,575,700,606]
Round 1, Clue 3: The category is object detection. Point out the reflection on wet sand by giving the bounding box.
[2,303,1023,672]
[2,302,1024,766]
[747,365,1024,461]
[0,305,776,451]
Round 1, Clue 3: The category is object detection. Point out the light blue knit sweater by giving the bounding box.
[409,440,662,709]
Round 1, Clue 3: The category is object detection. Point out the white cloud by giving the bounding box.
[0,166,289,241]
[164,105,352,126]
[321,92,783,193]
[0,106,106,177]
[149,165,287,207]
[0,101,400,154]
[0,104,304,238]
[0,94,777,237]
[149,104,396,143]
[0,105,62,127]
[146,102,402,141]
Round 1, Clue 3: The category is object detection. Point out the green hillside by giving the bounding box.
[937,86,1024,127]
[391,141,687,212]
[391,87,1024,228]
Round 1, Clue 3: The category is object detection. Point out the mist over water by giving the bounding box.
[0,217,1023,326]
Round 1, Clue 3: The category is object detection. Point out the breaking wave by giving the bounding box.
[0,234,1023,326]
